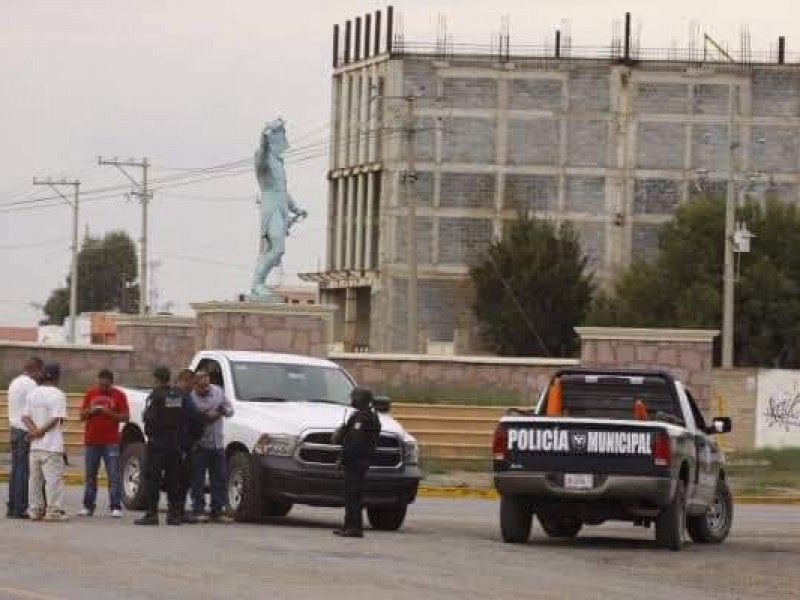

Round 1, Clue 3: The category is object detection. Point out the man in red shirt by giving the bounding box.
[78,369,129,517]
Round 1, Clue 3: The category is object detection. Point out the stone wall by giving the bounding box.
[0,342,133,389]
[576,327,718,411]
[193,302,335,358]
[332,353,580,404]
[116,314,197,386]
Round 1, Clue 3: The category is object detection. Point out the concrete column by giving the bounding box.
[340,74,352,167]
[369,65,379,163]
[335,177,345,270]
[346,173,357,268]
[349,71,360,166]
[360,70,370,165]
[355,173,365,270]
[365,172,375,269]
[343,287,358,351]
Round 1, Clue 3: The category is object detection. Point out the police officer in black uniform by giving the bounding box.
[333,387,381,538]
[135,366,197,526]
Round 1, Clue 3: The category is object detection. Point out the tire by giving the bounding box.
[500,496,533,544]
[538,515,583,539]
[226,452,261,522]
[367,505,408,531]
[687,479,733,544]
[262,499,293,518]
[120,442,147,511]
[656,480,686,551]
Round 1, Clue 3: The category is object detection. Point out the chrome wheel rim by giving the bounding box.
[228,470,243,511]
[123,457,140,499]
[706,494,727,532]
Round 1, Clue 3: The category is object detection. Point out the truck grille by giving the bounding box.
[296,430,403,469]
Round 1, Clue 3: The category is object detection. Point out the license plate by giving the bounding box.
[564,474,593,489]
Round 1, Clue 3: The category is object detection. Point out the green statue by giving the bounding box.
[251,118,307,301]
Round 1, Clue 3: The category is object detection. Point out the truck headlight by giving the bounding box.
[253,434,297,457]
[403,440,419,465]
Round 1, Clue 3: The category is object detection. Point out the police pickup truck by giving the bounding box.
[118,350,421,530]
[493,368,733,550]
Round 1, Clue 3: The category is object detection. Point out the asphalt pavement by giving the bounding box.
[0,484,798,600]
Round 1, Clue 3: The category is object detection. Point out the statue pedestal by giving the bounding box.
[191,301,336,358]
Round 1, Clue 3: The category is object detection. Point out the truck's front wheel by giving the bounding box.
[655,480,686,551]
[500,496,532,543]
[686,479,733,544]
[226,452,261,522]
[120,442,147,511]
[367,505,407,531]
[538,515,583,539]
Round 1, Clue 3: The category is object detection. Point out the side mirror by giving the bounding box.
[373,396,391,413]
[710,417,732,434]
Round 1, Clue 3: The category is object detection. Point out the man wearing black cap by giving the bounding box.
[135,366,196,526]
[333,387,381,538]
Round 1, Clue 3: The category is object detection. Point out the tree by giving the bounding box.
[43,230,139,325]
[590,194,800,367]
[470,215,594,357]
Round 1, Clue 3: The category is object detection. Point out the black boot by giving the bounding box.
[166,506,183,526]
[135,513,159,526]
[333,528,364,538]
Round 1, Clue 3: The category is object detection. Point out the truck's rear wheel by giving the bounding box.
[687,479,733,544]
[500,496,532,543]
[538,515,583,539]
[120,442,147,511]
[226,452,261,522]
[656,480,686,551]
[367,505,408,531]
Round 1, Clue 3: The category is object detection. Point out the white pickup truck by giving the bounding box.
[118,350,421,530]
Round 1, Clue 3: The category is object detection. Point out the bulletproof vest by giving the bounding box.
[145,387,187,437]
[343,409,381,461]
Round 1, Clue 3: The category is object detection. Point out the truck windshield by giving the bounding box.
[544,374,683,423]
[231,361,354,405]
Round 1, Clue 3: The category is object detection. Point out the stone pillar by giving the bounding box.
[343,288,358,352]
[115,314,198,385]
[192,302,336,358]
[575,327,719,411]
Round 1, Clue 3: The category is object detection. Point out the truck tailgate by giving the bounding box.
[496,418,671,477]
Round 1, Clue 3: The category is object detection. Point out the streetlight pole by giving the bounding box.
[721,86,738,368]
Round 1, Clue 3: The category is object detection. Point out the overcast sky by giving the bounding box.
[1,0,796,326]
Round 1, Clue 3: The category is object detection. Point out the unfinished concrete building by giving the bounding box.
[301,8,800,354]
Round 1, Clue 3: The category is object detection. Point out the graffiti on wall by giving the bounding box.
[756,370,800,448]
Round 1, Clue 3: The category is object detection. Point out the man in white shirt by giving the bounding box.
[22,363,69,522]
[6,356,43,519]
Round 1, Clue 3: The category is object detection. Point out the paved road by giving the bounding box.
[0,485,797,600]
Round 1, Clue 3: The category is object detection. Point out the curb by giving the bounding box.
[3,473,799,505]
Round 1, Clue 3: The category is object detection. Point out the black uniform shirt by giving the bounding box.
[341,408,381,463]
[143,386,193,449]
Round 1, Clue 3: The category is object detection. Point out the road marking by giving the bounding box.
[0,586,64,600]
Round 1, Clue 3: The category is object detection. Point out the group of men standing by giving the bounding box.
[6,358,234,525]
[136,366,233,526]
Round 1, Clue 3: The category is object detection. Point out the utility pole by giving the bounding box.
[33,178,80,342]
[98,157,150,314]
[403,96,419,353]
[721,88,738,368]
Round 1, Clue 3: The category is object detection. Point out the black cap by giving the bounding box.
[350,387,374,410]
[42,363,61,382]
[153,366,171,384]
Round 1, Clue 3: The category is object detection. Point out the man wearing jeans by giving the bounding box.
[78,369,129,517]
[190,370,234,523]
[7,356,43,519]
